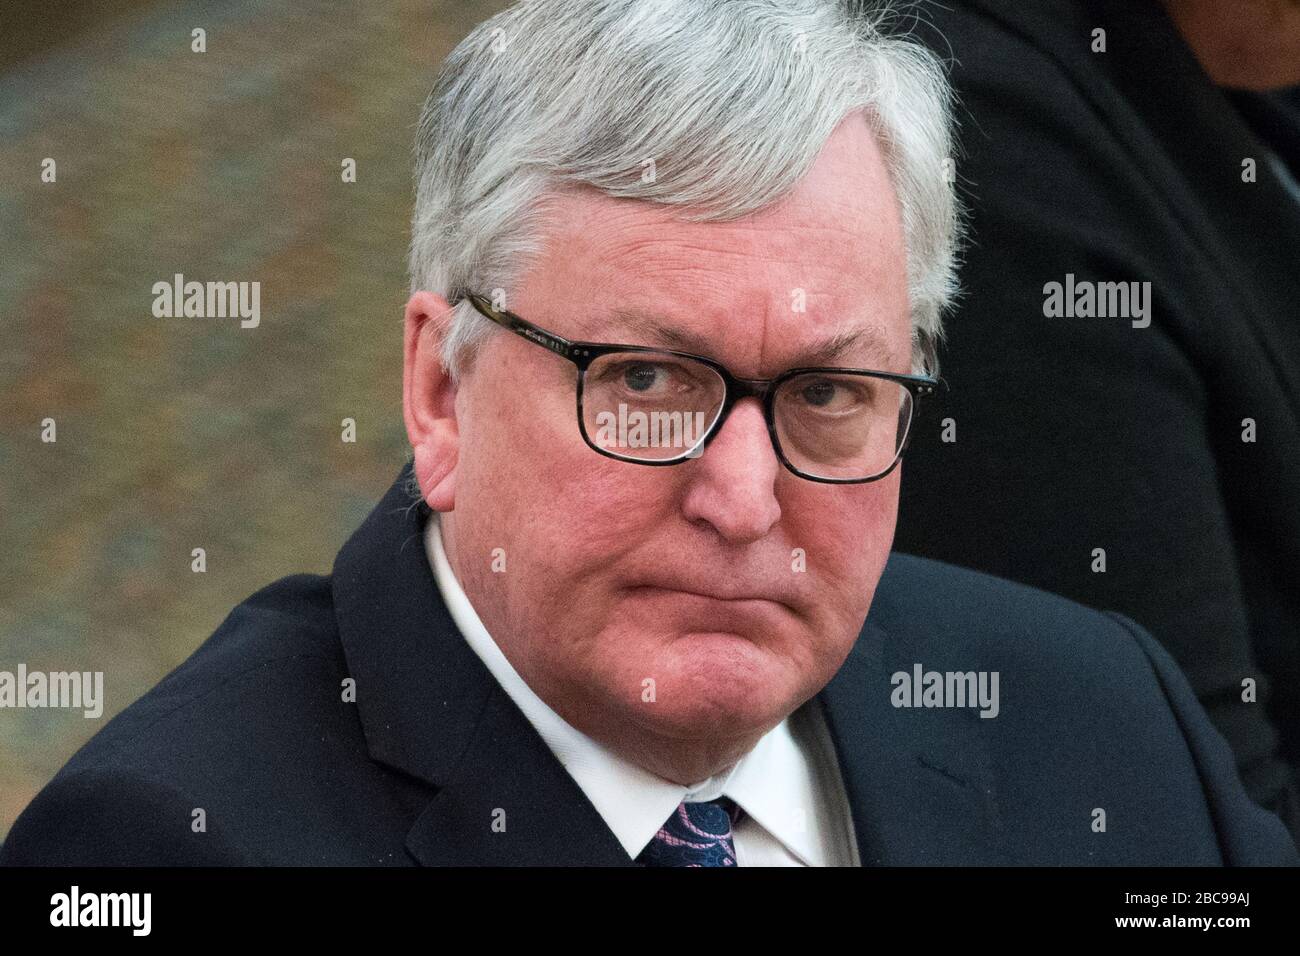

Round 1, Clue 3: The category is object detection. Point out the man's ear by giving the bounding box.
[403,291,459,512]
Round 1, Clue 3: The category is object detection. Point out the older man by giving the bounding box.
[2,0,1295,866]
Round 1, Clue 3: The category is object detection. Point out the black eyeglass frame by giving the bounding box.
[450,289,938,484]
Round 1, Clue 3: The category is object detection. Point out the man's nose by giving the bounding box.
[679,398,782,543]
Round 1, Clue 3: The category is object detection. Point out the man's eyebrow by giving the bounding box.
[601,308,896,368]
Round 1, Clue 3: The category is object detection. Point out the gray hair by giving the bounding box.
[409,0,962,378]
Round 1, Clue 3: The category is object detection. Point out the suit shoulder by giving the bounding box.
[876,551,1108,623]
[870,554,1206,780]
[42,572,354,788]
[871,552,1142,665]
[0,764,250,865]
[3,573,422,865]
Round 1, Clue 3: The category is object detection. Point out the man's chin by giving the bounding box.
[626,642,798,738]
[662,627,788,681]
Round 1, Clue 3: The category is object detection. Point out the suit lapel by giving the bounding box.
[815,619,1006,865]
[404,684,635,866]
[333,466,634,866]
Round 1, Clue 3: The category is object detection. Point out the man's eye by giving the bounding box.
[793,377,872,414]
[601,360,699,395]
[623,363,662,392]
[800,380,839,407]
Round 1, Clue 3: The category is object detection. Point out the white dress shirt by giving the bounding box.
[424,515,860,866]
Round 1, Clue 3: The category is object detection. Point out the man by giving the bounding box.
[2,0,1295,866]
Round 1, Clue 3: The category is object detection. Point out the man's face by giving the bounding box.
[405,112,911,779]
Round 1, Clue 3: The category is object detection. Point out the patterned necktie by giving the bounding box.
[636,797,743,866]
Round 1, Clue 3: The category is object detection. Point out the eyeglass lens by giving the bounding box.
[580,351,911,480]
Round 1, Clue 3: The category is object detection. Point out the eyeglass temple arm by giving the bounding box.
[454,290,577,360]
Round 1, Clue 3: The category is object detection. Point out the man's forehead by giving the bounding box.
[595,305,901,371]
[526,221,910,372]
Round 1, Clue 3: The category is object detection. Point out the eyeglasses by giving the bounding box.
[449,290,937,484]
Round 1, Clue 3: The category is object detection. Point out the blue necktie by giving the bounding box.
[636,797,743,866]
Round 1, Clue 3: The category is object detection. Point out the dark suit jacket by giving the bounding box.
[895,0,1300,839]
[2,466,1295,865]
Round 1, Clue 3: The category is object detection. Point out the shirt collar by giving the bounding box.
[423,513,827,864]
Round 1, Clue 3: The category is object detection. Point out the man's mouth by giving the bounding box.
[630,584,779,603]
[625,584,797,632]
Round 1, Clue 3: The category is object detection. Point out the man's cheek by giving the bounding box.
[809,528,889,618]
[802,520,876,576]
[562,477,672,552]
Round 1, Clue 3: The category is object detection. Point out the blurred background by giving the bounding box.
[0,0,511,838]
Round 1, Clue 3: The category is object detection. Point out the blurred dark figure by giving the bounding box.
[899,0,1300,841]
